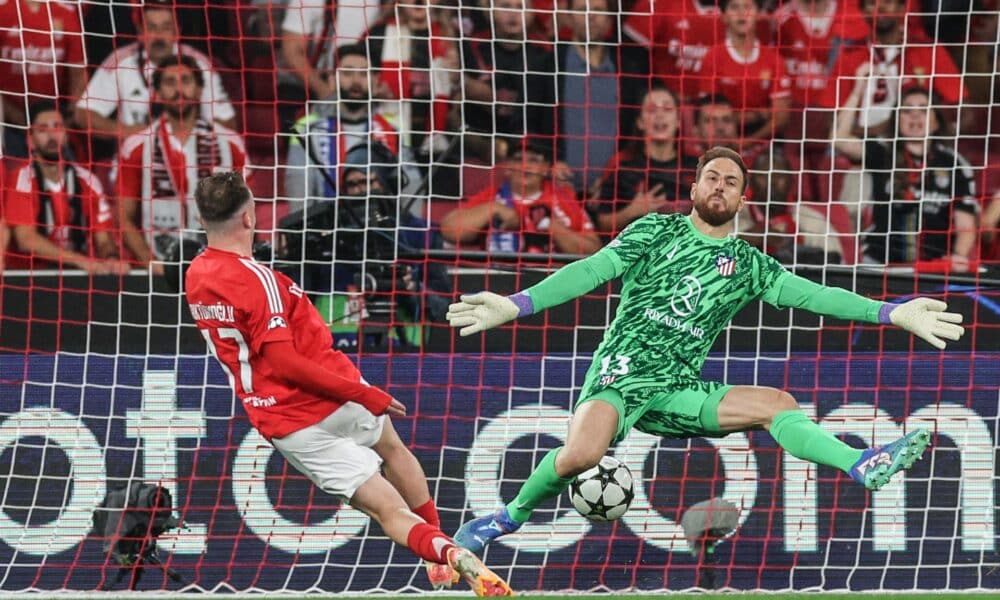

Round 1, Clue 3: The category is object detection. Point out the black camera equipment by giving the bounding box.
[276,137,420,349]
[91,482,185,590]
[162,233,272,293]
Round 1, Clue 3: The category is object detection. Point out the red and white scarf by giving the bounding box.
[141,117,241,256]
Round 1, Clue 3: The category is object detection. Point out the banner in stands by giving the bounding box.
[0,354,996,592]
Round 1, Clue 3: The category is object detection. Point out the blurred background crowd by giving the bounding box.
[0,0,997,293]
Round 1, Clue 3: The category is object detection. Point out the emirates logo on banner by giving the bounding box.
[716,254,737,277]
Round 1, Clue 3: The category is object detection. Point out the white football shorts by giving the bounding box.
[272,401,386,502]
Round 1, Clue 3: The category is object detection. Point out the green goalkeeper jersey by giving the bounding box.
[586,212,787,388]
[519,212,886,394]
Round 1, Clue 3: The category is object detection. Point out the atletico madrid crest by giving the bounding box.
[716,254,737,277]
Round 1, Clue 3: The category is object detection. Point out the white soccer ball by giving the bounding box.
[568,456,635,522]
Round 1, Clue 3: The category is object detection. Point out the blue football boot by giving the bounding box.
[850,429,931,491]
[454,507,522,553]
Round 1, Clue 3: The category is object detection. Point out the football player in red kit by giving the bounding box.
[184,171,512,597]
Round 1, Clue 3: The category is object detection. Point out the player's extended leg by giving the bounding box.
[350,475,513,597]
[272,408,512,597]
[716,386,930,491]
[373,418,459,589]
[455,398,620,553]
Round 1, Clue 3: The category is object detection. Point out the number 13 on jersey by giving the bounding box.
[598,354,630,386]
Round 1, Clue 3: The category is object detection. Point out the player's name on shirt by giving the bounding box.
[189,303,236,323]
[642,307,706,340]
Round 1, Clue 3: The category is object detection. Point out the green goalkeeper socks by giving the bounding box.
[769,410,863,473]
[506,447,575,524]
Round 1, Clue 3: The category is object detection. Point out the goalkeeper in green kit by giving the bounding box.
[446,146,965,553]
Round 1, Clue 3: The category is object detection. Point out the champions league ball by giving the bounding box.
[569,456,635,522]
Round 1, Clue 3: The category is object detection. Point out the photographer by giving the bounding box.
[279,140,450,348]
[284,43,423,219]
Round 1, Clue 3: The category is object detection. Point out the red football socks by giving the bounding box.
[406,522,454,563]
[412,499,441,527]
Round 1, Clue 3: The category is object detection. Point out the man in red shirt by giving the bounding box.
[184,171,513,597]
[0,0,87,157]
[440,138,601,254]
[4,101,125,273]
[774,0,868,110]
[117,55,247,275]
[622,0,722,101]
[698,0,792,142]
[821,0,964,137]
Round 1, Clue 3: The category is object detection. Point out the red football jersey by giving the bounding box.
[623,0,723,98]
[698,40,792,112]
[4,160,113,250]
[0,0,84,98]
[821,42,965,110]
[463,180,595,247]
[116,118,249,255]
[185,247,361,440]
[773,0,868,107]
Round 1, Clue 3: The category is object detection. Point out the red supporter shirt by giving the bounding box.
[116,118,249,258]
[822,42,965,111]
[0,0,84,99]
[623,0,722,99]
[185,248,362,440]
[463,180,594,251]
[773,1,868,107]
[699,39,792,112]
[4,160,112,251]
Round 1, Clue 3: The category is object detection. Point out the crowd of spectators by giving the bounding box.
[0,0,998,284]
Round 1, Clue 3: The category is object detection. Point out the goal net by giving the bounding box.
[0,0,997,593]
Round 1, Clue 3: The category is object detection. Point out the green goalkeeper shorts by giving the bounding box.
[575,380,732,443]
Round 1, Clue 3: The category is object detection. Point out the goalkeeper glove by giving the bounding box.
[886,298,964,350]
[446,292,521,336]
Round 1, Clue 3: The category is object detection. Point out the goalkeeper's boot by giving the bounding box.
[424,559,460,590]
[850,429,931,491]
[454,507,521,553]
[446,546,514,596]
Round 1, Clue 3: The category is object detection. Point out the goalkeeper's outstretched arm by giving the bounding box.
[446,250,622,336]
[764,273,965,349]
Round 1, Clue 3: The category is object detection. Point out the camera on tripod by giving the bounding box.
[91,482,185,590]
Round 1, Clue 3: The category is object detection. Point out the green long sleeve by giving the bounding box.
[763,272,886,323]
[523,250,623,313]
